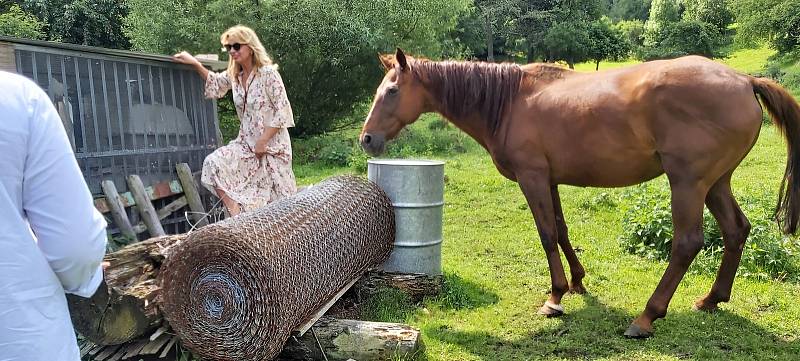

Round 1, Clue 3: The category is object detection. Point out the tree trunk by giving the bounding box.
[67,234,187,345]
[596,60,601,71]
[485,14,494,62]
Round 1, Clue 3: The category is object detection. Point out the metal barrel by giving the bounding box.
[368,159,444,275]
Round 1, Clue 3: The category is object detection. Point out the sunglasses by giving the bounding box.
[222,43,246,52]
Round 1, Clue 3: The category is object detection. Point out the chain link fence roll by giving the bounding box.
[158,175,396,360]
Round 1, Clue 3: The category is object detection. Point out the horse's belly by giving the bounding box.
[552,154,664,188]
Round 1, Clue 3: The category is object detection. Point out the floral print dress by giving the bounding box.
[202,65,297,212]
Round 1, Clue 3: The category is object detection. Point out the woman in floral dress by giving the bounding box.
[173,25,296,216]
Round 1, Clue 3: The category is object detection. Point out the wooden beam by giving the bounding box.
[176,163,208,227]
[101,180,137,240]
[293,277,360,337]
[127,175,166,236]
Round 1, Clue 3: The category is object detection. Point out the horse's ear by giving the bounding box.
[379,53,395,72]
[395,48,408,72]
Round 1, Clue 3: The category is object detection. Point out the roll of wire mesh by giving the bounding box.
[158,175,395,360]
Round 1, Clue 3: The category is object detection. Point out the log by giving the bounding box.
[67,234,187,345]
[356,271,443,303]
[277,317,423,361]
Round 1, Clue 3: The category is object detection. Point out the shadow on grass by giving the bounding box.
[427,294,798,360]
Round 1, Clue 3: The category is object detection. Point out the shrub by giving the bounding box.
[620,181,800,282]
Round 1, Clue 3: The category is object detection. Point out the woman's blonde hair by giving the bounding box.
[220,25,275,83]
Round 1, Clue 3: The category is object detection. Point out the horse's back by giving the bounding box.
[511,56,763,187]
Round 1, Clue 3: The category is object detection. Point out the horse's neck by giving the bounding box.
[433,109,492,150]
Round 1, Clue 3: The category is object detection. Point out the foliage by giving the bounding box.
[639,19,729,60]
[681,0,733,33]
[19,0,129,48]
[125,0,469,138]
[542,22,591,68]
[620,180,800,282]
[643,0,681,47]
[731,0,800,55]
[608,0,652,21]
[616,19,646,50]
[0,4,44,39]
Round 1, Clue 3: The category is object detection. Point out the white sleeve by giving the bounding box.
[22,82,108,298]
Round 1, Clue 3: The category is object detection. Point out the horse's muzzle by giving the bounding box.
[360,132,386,156]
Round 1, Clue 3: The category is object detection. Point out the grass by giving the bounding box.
[574,44,777,75]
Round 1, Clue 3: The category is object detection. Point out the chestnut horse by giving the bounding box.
[360,49,800,338]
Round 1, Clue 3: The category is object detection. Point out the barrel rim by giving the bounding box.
[367,159,445,166]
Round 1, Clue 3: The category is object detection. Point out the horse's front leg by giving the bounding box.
[518,171,569,317]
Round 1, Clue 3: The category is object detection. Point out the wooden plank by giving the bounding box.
[127,175,166,236]
[176,163,208,227]
[0,42,16,73]
[159,336,178,358]
[102,180,137,240]
[130,196,187,234]
[94,179,184,214]
[107,345,129,361]
[141,332,172,355]
[293,277,360,337]
[156,196,188,220]
[94,344,123,361]
[80,342,96,357]
[121,338,148,359]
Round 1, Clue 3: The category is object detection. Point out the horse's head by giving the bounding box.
[360,48,429,156]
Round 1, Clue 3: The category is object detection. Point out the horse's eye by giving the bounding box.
[386,87,399,96]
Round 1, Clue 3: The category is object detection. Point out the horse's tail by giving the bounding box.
[752,77,800,234]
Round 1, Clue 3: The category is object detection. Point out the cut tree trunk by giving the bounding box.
[67,234,186,345]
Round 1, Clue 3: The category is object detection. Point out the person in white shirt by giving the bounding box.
[0,71,107,360]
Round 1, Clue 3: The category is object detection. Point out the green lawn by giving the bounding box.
[573,44,776,75]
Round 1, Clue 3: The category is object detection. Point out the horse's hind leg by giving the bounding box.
[552,186,587,294]
[626,178,709,338]
[694,173,751,312]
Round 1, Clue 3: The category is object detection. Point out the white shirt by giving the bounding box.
[0,71,107,360]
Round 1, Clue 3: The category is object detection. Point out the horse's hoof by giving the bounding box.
[537,301,564,318]
[624,323,653,339]
[692,298,719,313]
[569,283,587,294]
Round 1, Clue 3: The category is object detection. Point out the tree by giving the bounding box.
[682,0,733,33]
[731,0,800,55]
[616,19,646,49]
[474,0,519,61]
[19,0,130,48]
[609,0,652,21]
[588,18,632,70]
[125,0,470,137]
[0,4,45,39]
[543,22,591,68]
[643,0,680,47]
[640,20,727,60]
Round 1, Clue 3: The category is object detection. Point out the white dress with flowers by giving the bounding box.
[202,65,297,212]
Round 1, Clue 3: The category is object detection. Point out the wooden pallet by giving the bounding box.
[96,162,209,239]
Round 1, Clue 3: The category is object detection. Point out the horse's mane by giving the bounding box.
[411,59,524,135]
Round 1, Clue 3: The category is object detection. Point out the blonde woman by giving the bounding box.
[173,25,297,216]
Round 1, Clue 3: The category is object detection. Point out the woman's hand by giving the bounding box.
[173,51,200,66]
[254,139,269,159]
